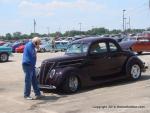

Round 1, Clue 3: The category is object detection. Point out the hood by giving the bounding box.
[42,54,86,64]
[0,46,12,50]
[119,40,137,50]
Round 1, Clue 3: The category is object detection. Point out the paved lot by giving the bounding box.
[0,52,150,113]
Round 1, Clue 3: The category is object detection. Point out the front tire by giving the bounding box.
[63,74,80,93]
[126,61,141,80]
[0,53,9,62]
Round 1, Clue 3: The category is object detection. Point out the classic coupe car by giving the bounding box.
[119,37,150,54]
[0,46,12,62]
[36,37,147,93]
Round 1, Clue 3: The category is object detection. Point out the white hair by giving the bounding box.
[32,37,41,43]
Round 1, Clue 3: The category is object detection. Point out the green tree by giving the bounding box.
[109,29,122,34]
[87,28,109,35]
[5,33,12,40]
[63,30,82,37]
[13,32,21,39]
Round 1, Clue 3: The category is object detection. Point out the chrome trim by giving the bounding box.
[57,59,84,67]
[40,61,55,84]
[45,62,55,83]
[142,65,148,72]
[41,63,47,84]
[57,63,82,67]
[39,85,56,89]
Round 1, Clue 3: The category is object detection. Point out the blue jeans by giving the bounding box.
[22,64,41,97]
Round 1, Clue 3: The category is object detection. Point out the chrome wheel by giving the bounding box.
[131,64,141,79]
[68,75,79,92]
[0,53,8,62]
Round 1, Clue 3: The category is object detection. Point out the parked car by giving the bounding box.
[55,40,69,52]
[2,42,13,47]
[38,40,69,52]
[36,37,147,93]
[38,42,52,52]
[0,46,12,62]
[12,42,24,52]
[0,41,5,46]
[15,45,25,53]
[119,37,150,54]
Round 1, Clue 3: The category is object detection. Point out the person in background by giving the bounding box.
[51,38,56,51]
[22,37,43,100]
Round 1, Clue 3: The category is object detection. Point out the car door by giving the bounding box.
[107,41,127,74]
[88,41,111,77]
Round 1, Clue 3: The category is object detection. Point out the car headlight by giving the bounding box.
[49,69,56,79]
[35,67,40,77]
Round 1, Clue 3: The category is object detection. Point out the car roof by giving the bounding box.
[72,37,116,44]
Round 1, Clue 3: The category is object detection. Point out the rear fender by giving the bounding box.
[0,52,9,56]
[125,56,144,74]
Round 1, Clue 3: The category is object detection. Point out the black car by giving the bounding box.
[36,37,147,93]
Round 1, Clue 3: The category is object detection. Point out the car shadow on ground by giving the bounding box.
[137,52,150,56]
[76,74,150,95]
[41,74,150,96]
[34,95,65,101]
[45,75,150,95]
[30,75,150,107]
[1,60,15,63]
[27,92,68,109]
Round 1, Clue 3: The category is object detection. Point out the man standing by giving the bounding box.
[22,37,42,100]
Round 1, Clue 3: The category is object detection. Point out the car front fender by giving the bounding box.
[52,67,81,87]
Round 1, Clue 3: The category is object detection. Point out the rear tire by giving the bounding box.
[126,61,141,80]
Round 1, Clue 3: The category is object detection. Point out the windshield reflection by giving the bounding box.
[66,43,88,54]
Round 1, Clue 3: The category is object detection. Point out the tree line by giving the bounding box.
[0,27,148,40]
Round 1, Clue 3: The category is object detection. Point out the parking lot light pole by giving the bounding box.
[122,9,126,32]
[34,19,36,33]
[149,0,150,9]
[124,17,127,32]
[47,27,50,37]
[79,22,82,35]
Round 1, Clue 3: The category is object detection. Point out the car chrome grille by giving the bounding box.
[38,61,55,85]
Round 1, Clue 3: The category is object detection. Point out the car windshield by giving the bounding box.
[66,43,88,54]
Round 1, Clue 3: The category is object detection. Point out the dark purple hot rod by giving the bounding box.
[36,37,147,93]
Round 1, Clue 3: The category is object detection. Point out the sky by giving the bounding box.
[0,0,150,35]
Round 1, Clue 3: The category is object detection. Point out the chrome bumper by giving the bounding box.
[39,85,56,90]
[142,63,148,72]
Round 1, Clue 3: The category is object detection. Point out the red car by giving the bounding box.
[120,37,150,54]
[0,41,5,46]
[15,45,25,53]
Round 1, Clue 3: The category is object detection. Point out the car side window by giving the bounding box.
[90,42,107,54]
[109,42,118,52]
